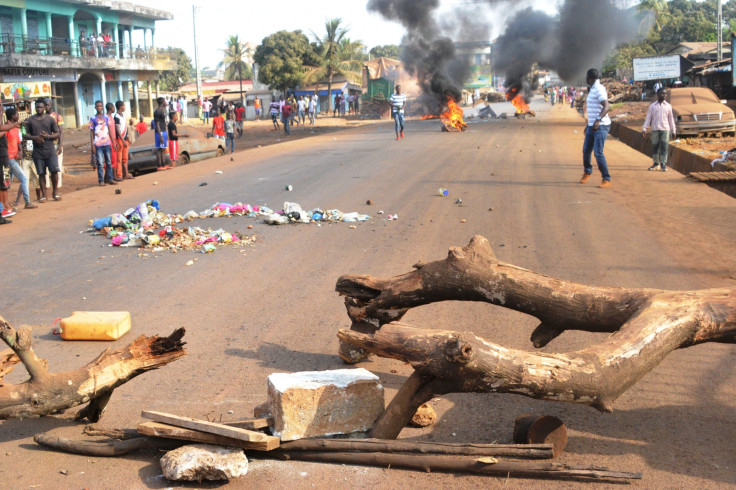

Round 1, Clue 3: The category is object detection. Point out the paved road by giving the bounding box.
[1,99,735,489]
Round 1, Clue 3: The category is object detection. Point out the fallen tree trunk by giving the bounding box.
[335,236,736,434]
[276,451,642,480]
[0,316,186,421]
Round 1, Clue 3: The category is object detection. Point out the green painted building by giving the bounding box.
[0,0,174,127]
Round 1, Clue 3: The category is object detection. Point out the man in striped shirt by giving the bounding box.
[580,68,612,188]
[642,88,676,171]
[390,85,407,140]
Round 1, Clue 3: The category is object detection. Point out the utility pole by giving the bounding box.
[717,0,723,61]
[193,5,203,112]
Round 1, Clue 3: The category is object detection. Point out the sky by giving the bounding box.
[142,0,562,72]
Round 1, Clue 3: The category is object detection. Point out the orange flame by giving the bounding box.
[442,97,467,131]
[510,94,530,114]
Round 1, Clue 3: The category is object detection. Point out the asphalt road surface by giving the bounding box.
[1,99,735,489]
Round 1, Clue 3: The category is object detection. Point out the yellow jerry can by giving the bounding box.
[59,311,131,341]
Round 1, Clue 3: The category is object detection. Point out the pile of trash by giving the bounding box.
[88,200,374,253]
[710,147,736,167]
[89,200,254,254]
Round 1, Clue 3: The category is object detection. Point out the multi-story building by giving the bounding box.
[0,0,174,127]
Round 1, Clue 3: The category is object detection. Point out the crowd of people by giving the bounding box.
[0,97,67,224]
[544,86,577,108]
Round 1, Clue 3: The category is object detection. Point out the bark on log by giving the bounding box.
[335,235,736,416]
[34,431,179,456]
[276,451,642,480]
[279,438,554,459]
[0,316,186,420]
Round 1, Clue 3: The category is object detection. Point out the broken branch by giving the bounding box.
[0,319,187,420]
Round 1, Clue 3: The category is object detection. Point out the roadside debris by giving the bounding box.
[58,311,131,341]
[160,444,248,482]
[438,188,449,196]
[267,368,384,441]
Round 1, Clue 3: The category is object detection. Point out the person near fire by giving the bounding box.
[390,84,406,140]
[642,88,676,172]
[580,68,612,188]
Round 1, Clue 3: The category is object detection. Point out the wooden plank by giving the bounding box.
[224,417,272,430]
[138,421,268,450]
[141,411,280,451]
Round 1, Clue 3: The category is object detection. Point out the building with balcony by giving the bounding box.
[0,0,174,127]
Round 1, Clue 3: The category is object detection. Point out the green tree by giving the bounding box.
[369,44,400,59]
[219,35,252,107]
[304,18,364,113]
[158,48,193,92]
[253,30,313,94]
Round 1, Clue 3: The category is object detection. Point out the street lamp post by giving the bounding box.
[193,5,203,117]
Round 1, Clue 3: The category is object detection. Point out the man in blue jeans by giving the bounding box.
[89,100,114,185]
[390,85,406,140]
[580,68,612,188]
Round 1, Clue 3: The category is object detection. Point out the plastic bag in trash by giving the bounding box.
[264,213,289,225]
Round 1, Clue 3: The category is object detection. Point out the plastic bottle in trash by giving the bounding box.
[438,188,449,197]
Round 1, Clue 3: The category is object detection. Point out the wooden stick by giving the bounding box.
[371,371,435,439]
[82,426,142,440]
[141,411,280,451]
[279,438,554,459]
[224,417,271,430]
[34,432,178,457]
[276,451,643,480]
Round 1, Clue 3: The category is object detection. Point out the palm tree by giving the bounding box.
[219,35,252,107]
[305,18,364,113]
[637,0,671,35]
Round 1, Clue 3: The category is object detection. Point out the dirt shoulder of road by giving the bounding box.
[60,115,378,192]
[609,99,736,164]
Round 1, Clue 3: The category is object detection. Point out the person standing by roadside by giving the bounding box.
[6,109,36,209]
[89,100,115,185]
[224,112,236,154]
[25,99,62,199]
[281,98,292,136]
[211,110,225,141]
[254,97,262,122]
[269,97,281,131]
[642,88,676,172]
[105,102,119,180]
[180,96,187,122]
[389,84,406,140]
[167,111,188,167]
[297,96,307,125]
[235,103,245,137]
[0,111,25,221]
[135,115,148,137]
[202,97,212,125]
[308,95,316,125]
[114,100,132,179]
[44,98,64,191]
[153,97,169,171]
[580,68,612,188]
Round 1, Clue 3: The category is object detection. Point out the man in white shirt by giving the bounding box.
[580,68,612,188]
[642,88,676,171]
[389,85,407,141]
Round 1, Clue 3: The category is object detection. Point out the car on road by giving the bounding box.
[668,87,736,137]
[127,126,225,174]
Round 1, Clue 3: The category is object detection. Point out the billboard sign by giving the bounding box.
[0,81,52,100]
[633,55,681,81]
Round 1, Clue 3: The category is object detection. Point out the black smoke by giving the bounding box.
[494,0,639,89]
[367,0,640,105]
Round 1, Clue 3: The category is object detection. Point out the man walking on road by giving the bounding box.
[25,99,61,199]
[390,84,406,140]
[642,88,676,172]
[580,68,612,188]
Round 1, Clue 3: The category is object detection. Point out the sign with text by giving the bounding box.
[633,55,681,81]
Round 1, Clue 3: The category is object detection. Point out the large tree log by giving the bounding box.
[0,316,186,420]
[335,236,736,431]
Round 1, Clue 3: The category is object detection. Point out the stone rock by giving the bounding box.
[160,444,248,482]
[253,401,271,419]
[409,403,437,427]
[267,368,384,441]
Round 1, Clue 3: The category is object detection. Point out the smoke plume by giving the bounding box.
[367,0,640,105]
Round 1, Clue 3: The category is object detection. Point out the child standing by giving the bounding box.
[167,112,188,167]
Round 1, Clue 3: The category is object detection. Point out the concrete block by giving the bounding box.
[160,444,248,481]
[267,368,384,441]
